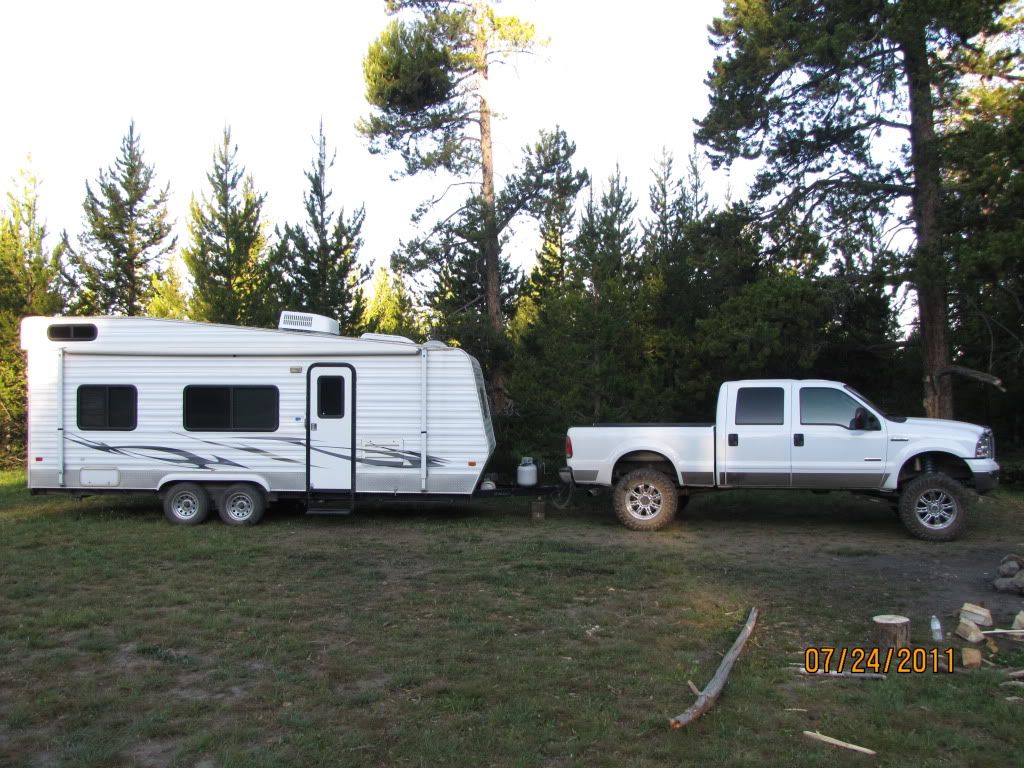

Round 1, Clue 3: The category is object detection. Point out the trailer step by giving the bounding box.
[305,507,352,517]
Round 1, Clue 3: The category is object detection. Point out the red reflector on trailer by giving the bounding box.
[565,435,573,458]
[35,457,43,462]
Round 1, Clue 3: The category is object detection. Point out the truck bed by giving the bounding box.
[567,423,716,487]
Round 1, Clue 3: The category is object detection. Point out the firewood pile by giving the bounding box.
[993,554,1024,594]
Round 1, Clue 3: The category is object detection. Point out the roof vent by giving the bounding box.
[278,311,339,335]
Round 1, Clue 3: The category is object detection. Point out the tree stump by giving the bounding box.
[871,615,911,648]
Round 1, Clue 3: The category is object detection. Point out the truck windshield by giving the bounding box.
[844,386,907,423]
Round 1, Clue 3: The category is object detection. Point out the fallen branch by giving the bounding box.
[669,607,758,729]
[797,669,886,680]
[1007,670,1024,679]
[982,629,1024,635]
[803,730,877,756]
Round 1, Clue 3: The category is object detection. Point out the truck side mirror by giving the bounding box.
[851,407,868,430]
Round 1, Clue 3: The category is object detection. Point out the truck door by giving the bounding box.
[722,384,792,486]
[307,364,355,493]
[790,384,887,488]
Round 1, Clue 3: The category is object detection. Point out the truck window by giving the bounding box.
[77,385,137,430]
[800,387,866,429]
[735,387,784,425]
[184,386,279,432]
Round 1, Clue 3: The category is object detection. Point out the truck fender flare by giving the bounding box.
[609,445,682,485]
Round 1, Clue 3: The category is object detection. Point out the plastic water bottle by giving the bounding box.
[930,615,943,641]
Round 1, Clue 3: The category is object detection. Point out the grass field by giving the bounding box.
[1,470,1023,767]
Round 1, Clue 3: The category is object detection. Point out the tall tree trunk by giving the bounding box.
[901,19,953,419]
[475,13,508,413]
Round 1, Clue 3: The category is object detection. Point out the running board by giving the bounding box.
[305,507,352,517]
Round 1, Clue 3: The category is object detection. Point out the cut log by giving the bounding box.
[803,731,877,756]
[669,607,758,729]
[1007,670,1024,679]
[959,602,993,627]
[871,615,910,649]
[961,648,982,669]
[956,619,984,644]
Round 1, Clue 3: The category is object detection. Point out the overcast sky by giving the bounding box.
[0,0,747,277]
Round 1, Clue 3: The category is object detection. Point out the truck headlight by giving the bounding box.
[975,430,994,459]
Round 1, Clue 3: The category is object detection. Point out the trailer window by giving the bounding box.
[77,385,136,430]
[735,387,784,425]
[317,377,345,418]
[48,324,97,341]
[184,386,278,431]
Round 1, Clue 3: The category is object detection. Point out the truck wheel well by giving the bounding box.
[612,451,678,486]
[897,452,972,488]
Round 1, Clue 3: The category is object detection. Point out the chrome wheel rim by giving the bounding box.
[172,491,200,520]
[627,483,663,520]
[225,493,254,522]
[915,490,957,529]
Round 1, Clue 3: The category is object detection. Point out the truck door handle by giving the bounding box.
[728,433,738,447]
[794,433,804,447]
[310,423,317,432]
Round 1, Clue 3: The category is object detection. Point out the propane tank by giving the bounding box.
[517,457,538,487]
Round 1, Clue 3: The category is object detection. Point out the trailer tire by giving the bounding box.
[219,483,266,526]
[163,482,211,525]
[613,469,678,531]
[898,473,969,541]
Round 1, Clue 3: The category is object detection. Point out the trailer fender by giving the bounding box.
[157,474,271,494]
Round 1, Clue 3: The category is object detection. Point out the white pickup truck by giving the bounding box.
[561,379,999,540]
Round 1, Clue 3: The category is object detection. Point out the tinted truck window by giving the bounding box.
[735,387,784,425]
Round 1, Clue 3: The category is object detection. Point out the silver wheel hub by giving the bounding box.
[627,483,663,520]
[173,492,199,520]
[226,493,253,521]
[915,490,956,529]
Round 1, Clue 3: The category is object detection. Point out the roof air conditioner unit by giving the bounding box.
[278,311,339,335]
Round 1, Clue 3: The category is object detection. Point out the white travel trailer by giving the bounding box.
[20,312,496,525]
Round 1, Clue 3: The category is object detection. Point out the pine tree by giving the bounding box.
[361,0,539,336]
[146,262,189,319]
[183,128,271,326]
[63,122,174,316]
[1,166,63,465]
[696,0,1019,418]
[362,266,420,338]
[273,125,369,334]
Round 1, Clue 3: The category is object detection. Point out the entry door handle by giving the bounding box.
[728,433,738,447]
[310,422,317,432]
[794,433,804,447]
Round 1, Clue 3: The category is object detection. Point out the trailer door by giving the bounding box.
[307,363,355,493]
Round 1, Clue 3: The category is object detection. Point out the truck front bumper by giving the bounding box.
[966,458,1000,494]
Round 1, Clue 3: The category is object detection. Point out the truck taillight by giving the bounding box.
[565,435,573,458]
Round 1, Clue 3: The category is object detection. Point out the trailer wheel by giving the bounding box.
[163,482,210,525]
[613,469,678,531]
[898,473,969,541]
[219,483,266,526]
